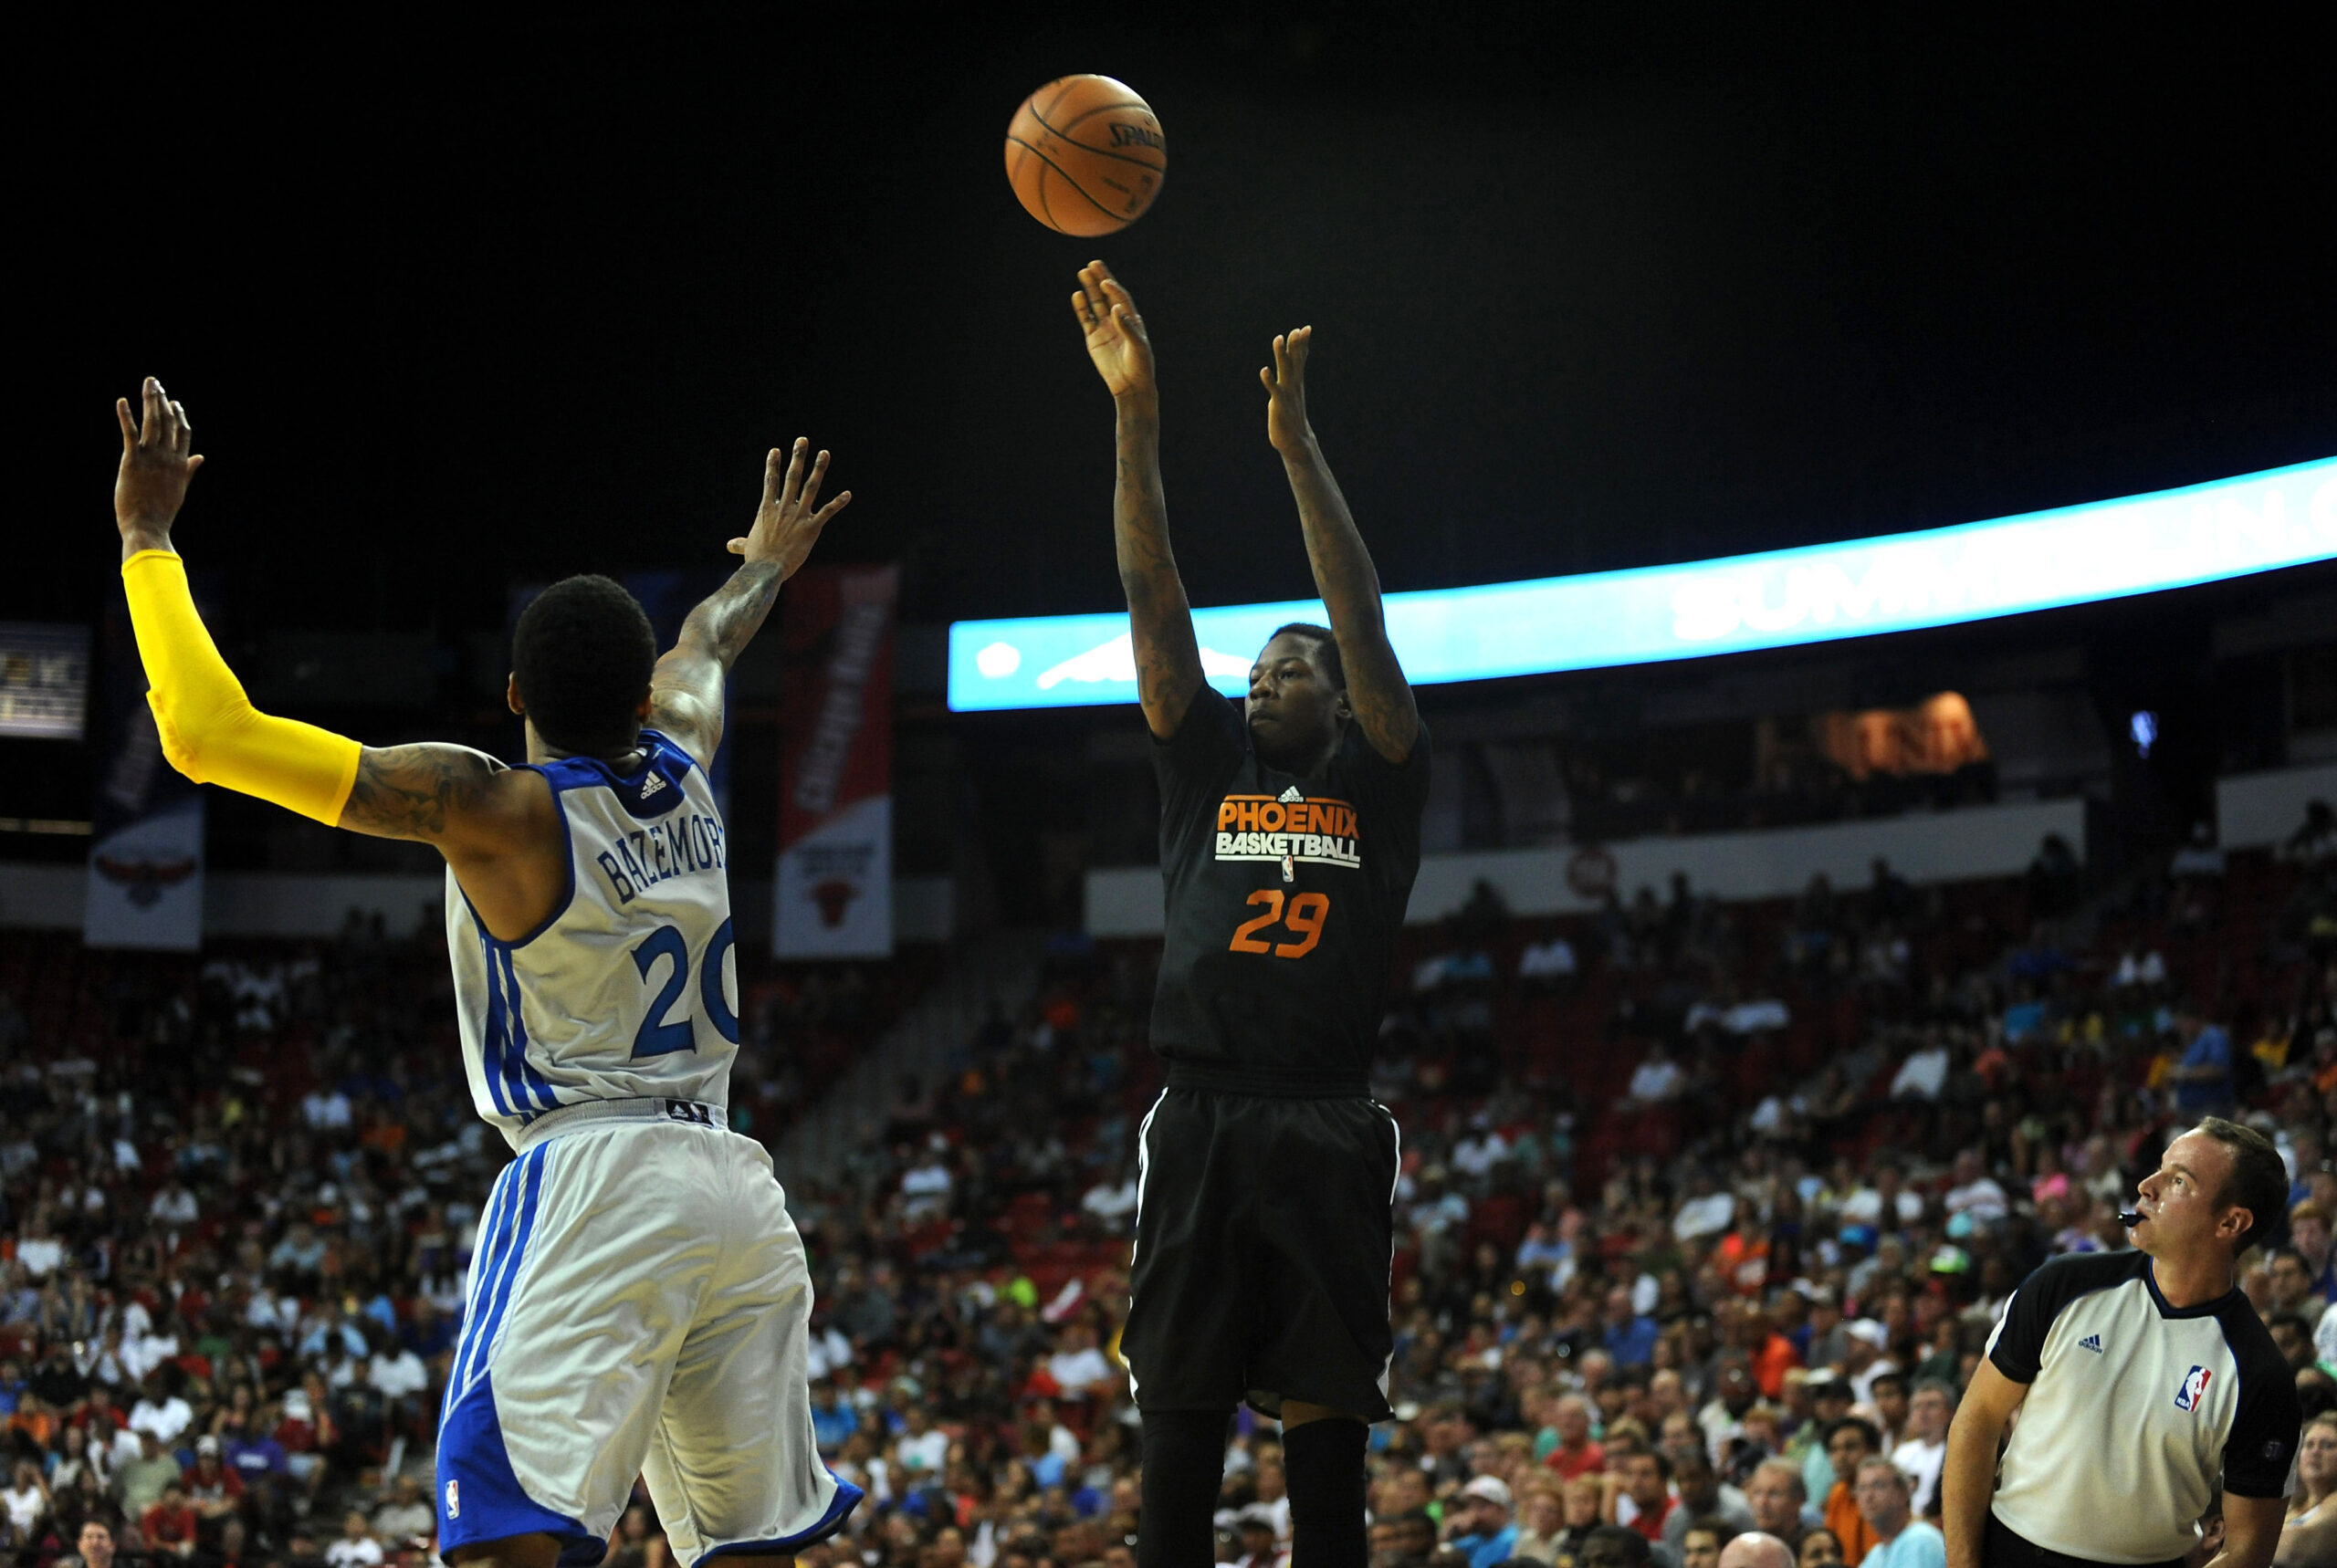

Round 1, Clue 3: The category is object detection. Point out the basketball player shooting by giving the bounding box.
[110,379,859,1568]
[1073,262,1430,1568]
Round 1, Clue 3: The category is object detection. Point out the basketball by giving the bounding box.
[1003,75,1167,236]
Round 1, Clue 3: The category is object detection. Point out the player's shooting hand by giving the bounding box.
[114,376,203,551]
[1261,327,1315,456]
[1074,259,1155,402]
[728,437,852,579]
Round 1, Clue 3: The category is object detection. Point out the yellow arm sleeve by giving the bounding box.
[121,549,362,826]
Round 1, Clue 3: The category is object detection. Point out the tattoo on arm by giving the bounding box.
[341,745,504,841]
[1113,402,1204,733]
[681,559,786,670]
[1283,444,1420,760]
[650,559,784,751]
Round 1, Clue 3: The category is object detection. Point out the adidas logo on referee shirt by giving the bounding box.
[2078,1333,2104,1354]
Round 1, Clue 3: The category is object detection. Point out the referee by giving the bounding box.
[1071,258,1428,1568]
[1943,1117,2301,1568]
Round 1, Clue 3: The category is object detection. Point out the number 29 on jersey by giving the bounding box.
[1229,890,1328,958]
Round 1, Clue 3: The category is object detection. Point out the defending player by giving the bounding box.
[109,379,858,1568]
[1071,262,1430,1568]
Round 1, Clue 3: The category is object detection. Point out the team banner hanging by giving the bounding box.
[774,565,897,958]
[85,599,204,951]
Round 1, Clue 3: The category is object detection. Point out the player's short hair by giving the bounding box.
[2196,1115,2290,1254]
[1264,622,1346,691]
[512,575,657,755]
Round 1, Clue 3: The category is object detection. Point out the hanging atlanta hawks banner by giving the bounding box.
[774,565,896,958]
[86,597,204,951]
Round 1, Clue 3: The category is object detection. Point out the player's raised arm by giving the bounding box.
[112,378,535,862]
[1074,260,1203,740]
[1261,327,1420,764]
[647,437,852,762]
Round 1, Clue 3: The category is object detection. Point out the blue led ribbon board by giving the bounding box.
[948,455,2337,712]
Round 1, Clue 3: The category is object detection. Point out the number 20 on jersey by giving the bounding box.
[1229,890,1328,958]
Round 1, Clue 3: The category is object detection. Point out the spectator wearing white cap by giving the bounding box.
[183,1437,243,1523]
[1843,1321,1896,1406]
[1442,1475,1519,1568]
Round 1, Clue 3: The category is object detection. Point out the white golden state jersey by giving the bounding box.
[446,731,739,1147]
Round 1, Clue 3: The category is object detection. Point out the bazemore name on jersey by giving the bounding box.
[445,731,740,1144]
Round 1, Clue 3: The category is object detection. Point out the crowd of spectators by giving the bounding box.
[13,809,2337,1567]
[776,825,2337,1568]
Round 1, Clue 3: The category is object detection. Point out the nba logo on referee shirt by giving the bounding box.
[2175,1365,2212,1411]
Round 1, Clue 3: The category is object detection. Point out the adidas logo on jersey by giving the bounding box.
[2078,1333,2104,1354]
[1278,786,1303,802]
[638,773,668,800]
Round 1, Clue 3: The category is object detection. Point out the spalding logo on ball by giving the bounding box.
[1004,75,1166,235]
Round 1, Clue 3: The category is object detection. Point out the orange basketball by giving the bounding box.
[1003,75,1166,236]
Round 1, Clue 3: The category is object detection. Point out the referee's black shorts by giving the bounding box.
[1119,1078,1399,1422]
[1984,1514,2185,1568]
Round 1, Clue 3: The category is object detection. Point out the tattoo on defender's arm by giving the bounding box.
[342,747,498,841]
[686,559,784,668]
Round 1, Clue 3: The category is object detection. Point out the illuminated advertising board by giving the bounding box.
[947,455,2337,712]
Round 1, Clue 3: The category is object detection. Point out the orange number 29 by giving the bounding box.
[1228,890,1330,958]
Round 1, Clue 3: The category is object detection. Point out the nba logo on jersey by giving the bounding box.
[444,1480,458,1519]
[2175,1365,2212,1411]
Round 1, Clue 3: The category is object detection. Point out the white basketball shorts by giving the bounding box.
[435,1104,860,1565]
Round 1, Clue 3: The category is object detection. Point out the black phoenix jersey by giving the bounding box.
[1985,1249,2299,1563]
[1150,688,1430,1088]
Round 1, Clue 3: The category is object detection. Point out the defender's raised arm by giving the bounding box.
[115,377,554,933]
[1261,328,1420,765]
[1074,260,1203,740]
[110,378,850,945]
[647,437,852,763]
[115,377,370,830]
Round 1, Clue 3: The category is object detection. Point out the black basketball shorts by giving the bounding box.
[1119,1087,1400,1421]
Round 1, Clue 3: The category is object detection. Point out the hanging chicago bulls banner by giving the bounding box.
[85,597,204,951]
[774,565,896,958]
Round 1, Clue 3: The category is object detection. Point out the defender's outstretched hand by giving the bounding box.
[115,376,203,552]
[1261,327,1315,456]
[728,437,851,580]
[1074,260,1156,402]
